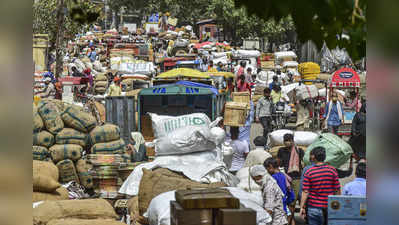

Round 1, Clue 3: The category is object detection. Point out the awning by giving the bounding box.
[156,68,210,79]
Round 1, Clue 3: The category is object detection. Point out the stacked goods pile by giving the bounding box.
[93,73,108,94]
[121,78,134,91]
[267,129,320,157]
[298,62,320,84]
[87,124,127,198]
[33,199,119,225]
[294,84,318,100]
[32,99,98,198]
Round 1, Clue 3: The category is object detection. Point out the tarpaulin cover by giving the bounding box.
[175,81,218,95]
[119,150,239,196]
[156,68,210,79]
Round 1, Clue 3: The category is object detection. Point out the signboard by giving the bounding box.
[62,85,74,104]
[339,71,354,79]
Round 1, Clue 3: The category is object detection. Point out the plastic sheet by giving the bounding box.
[119,151,239,196]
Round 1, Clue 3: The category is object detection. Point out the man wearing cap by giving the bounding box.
[37,77,56,99]
[107,77,121,96]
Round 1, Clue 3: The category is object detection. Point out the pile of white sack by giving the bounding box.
[267,129,320,148]
[119,113,238,196]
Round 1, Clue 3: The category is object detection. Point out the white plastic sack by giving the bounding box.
[282,61,299,68]
[236,167,263,193]
[74,59,85,72]
[293,131,320,146]
[274,51,297,59]
[234,50,261,58]
[268,129,294,147]
[221,141,233,169]
[295,85,318,100]
[119,151,239,196]
[154,126,216,156]
[149,113,212,138]
[93,61,103,72]
[145,188,271,225]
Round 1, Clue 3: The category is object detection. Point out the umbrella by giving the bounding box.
[156,68,210,79]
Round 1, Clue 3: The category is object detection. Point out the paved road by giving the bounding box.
[248,121,356,225]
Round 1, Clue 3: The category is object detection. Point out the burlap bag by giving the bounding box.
[33,199,118,225]
[95,87,107,93]
[138,168,226,215]
[33,160,60,193]
[33,131,55,148]
[33,103,44,132]
[128,196,140,222]
[94,81,108,88]
[56,159,79,184]
[33,146,50,161]
[75,159,93,189]
[33,187,69,202]
[90,139,125,154]
[38,101,64,134]
[89,124,120,144]
[95,73,108,81]
[50,144,82,163]
[47,219,126,225]
[61,106,97,133]
[56,128,88,147]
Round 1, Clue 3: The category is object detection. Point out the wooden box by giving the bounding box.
[215,207,257,225]
[232,92,250,105]
[224,102,248,127]
[175,188,240,210]
[170,201,213,225]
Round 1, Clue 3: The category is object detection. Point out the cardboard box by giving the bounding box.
[170,201,213,225]
[328,195,367,220]
[175,188,240,210]
[327,219,367,225]
[224,102,248,127]
[215,208,257,225]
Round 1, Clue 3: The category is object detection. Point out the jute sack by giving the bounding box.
[33,199,118,225]
[90,138,125,154]
[94,81,108,88]
[62,106,97,133]
[38,101,64,134]
[75,159,93,189]
[56,159,80,184]
[33,160,61,193]
[128,196,140,222]
[33,131,55,148]
[49,144,82,163]
[89,124,120,144]
[33,146,50,161]
[32,187,69,202]
[47,219,126,225]
[138,168,226,215]
[95,73,108,81]
[33,104,44,132]
[95,87,107,93]
[56,128,88,147]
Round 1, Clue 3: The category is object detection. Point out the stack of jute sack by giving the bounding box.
[93,73,108,95]
[298,62,320,84]
[33,199,125,225]
[33,100,96,194]
[87,124,127,198]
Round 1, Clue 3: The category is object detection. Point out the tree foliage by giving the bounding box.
[33,0,102,48]
[234,0,366,60]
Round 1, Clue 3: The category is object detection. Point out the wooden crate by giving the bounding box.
[215,207,257,225]
[175,188,240,210]
[170,201,213,225]
[223,102,248,127]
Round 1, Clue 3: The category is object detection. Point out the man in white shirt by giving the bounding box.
[229,127,249,175]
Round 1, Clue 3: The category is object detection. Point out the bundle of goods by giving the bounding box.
[298,62,320,84]
[137,168,226,217]
[304,133,353,168]
[87,154,124,199]
[267,129,320,157]
[232,49,261,58]
[33,199,118,225]
[294,84,318,100]
[93,73,108,94]
[146,113,221,156]
[145,187,271,225]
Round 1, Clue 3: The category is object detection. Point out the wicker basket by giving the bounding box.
[224,102,248,127]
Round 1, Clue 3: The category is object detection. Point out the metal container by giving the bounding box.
[105,96,136,144]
